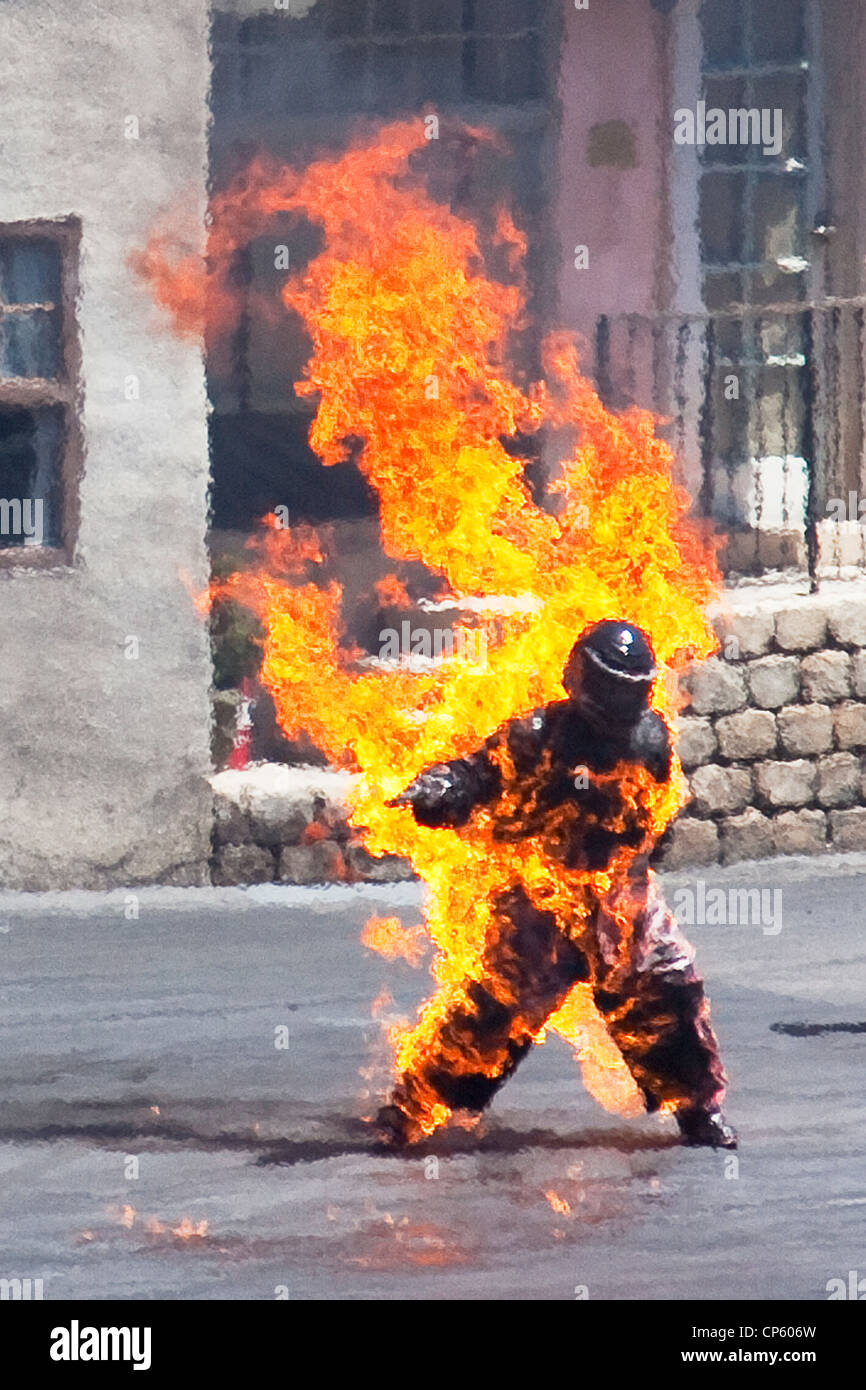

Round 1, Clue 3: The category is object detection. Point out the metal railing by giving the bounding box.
[595,297,866,587]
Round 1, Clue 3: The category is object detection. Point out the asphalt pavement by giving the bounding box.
[0,854,864,1300]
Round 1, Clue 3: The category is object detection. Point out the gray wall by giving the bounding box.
[0,0,213,888]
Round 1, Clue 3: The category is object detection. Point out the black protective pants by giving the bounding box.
[388,872,726,1131]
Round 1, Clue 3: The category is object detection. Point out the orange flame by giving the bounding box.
[544,1191,572,1216]
[362,916,429,968]
[109,1206,208,1241]
[138,118,720,1137]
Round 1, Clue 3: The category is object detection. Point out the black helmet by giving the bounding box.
[563,620,657,723]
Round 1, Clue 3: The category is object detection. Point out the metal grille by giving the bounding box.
[589,0,864,586]
[595,296,866,585]
[697,0,814,557]
[212,0,551,118]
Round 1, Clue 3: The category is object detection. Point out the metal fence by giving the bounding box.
[595,297,866,588]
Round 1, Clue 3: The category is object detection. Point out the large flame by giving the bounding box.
[138,119,720,1134]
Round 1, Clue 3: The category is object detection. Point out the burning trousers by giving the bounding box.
[385,870,727,1138]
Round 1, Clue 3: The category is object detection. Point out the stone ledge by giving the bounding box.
[210,763,415,887]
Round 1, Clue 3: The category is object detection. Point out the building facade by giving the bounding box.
[4,1,866,888]
[0,0,213,888]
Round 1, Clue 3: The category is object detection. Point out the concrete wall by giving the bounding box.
[0,1,213,888]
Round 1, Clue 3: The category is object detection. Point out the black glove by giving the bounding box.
[387,764,475,828]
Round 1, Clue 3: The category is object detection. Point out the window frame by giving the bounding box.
[0,216,82,568]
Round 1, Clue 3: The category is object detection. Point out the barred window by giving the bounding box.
[700,0,809,309]
[0,219,81,560]
[697,0,813,535]
[214,0,549,119]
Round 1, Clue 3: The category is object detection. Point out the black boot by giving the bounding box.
[676,1106,738,1149]
[372,1103,416,1149]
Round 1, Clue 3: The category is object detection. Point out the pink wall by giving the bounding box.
[553,0,675,346]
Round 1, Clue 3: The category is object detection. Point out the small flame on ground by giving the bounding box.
[362,916,429,968]
[545,1191,572,1216]
[109,1205,208,1241]
[346,1215,466,1270]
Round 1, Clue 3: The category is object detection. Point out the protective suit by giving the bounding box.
[378,620,736,1149]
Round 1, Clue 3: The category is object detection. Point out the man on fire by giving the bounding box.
[377,619,736,1150]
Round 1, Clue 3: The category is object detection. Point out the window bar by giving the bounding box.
[651,314,665,423]
[751,313,767,575]
[830,306,842,510]
[779,318,797,572]
[626,313,638,405]
[674,318,689,470]
[697,315,716,524]
[830,305,844,575]
[461,0,477,97]
[802,307,820,590]
[594,313,613,409]
[229,244,253,415]
[856,304,866,570]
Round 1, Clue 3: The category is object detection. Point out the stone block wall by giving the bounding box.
[663,580,866,868]
[213,581,866,883]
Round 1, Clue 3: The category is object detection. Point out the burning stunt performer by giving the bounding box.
[378,620,736,1150]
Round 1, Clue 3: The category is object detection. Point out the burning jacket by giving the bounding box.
[398,699,672,874]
